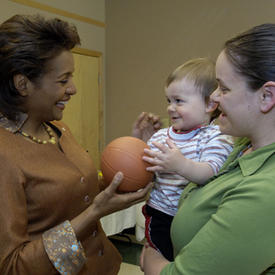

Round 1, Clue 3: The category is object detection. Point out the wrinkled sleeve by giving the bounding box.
[200,134,233,175]
[0,155,85,275]
[161,174,275,275]
[43,221,86,274]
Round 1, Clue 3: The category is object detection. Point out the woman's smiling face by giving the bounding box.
[211,50,260,138]
[24,50,77,123]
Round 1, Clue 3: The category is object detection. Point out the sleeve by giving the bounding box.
[161,174,275,275]
[200,133,234,174]
[0,156,86,275]
[147,128,167,150]
[147,132,156,149]
[43,221,86,274]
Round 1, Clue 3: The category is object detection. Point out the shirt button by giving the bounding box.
[80,177,85,184]
[92,230,97,237]
[62,127,66,131]
[98,249,104,256]
[84,195,91,204]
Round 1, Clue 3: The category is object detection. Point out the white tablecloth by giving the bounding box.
[100,202,145,241]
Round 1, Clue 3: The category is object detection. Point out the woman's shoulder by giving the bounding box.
[0,126,18,146]
[233,137,250,147]
[50,120,69,130]
[50,120,74,137]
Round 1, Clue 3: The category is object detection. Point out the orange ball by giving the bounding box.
[100,136,153,192]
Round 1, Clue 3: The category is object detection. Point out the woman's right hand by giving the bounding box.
[71,172,153,240]
[91,172,153,220]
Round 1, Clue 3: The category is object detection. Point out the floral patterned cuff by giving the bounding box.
[42,220,86,275]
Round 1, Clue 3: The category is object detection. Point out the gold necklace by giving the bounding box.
[19,123,56,144]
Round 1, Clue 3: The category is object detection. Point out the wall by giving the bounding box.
[105,0,275,143]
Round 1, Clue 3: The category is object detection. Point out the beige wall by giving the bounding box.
[105,0,275,143]
[33,0,105,22]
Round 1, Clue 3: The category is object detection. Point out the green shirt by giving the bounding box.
[161,138,275,275]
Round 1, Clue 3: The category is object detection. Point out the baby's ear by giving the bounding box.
[205,99,218,113]
[260,81,275,113]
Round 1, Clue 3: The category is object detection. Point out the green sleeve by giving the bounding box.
[161,173,275,275]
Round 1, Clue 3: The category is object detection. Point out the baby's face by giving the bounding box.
[165,78,208,132]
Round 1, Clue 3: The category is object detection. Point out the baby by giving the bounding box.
[142,58,233,261]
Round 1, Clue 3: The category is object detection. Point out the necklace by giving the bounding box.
[19,123,56,144]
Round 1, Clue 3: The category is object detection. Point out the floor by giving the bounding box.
[118,263,143,275]
[110,237,143,266]
[109,232,144,275]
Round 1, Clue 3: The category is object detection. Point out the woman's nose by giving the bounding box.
[66,83,77,95]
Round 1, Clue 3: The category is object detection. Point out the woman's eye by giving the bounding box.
[59,79,68,85]
[219,85,229,93]
[176,99,184,103]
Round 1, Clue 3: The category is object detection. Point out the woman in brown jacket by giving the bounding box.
[0,14,154,275]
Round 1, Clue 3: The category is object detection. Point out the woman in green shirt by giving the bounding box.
[141,23,275,275]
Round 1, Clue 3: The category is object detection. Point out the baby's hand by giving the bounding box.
[132,112,161,142]
[143,139,184,173]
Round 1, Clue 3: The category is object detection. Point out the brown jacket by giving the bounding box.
[0,121,121,274]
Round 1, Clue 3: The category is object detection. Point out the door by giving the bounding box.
[62,50,103,169]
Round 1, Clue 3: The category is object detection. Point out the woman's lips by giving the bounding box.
[56,100,68,110]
